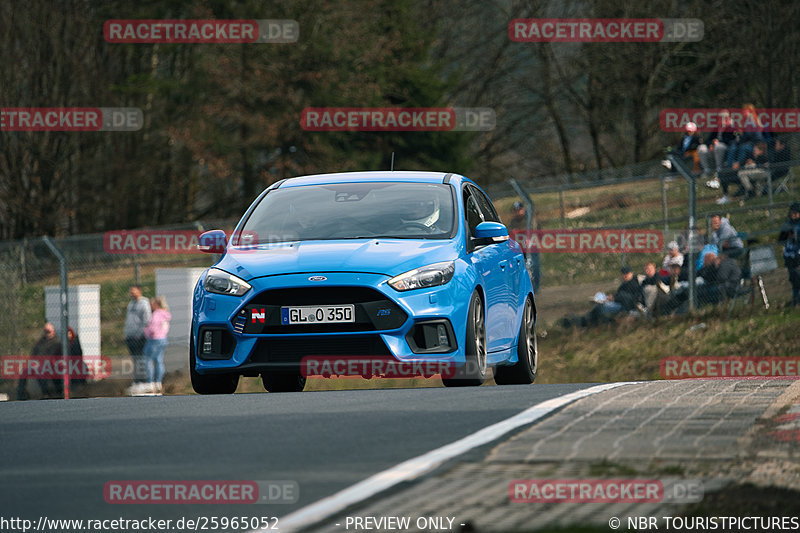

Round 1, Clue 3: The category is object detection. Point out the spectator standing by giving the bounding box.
[67,327,85,386]
[779,202,800,307]
[16,323,62,400]
[124,285,151,392]
[709,214,744,259]
[140,296,171,395]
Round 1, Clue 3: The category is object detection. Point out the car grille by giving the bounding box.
[234,286,407,334]
[247,335,393,365]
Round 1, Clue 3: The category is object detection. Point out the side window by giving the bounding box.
[472,187,500,223]
[463,189,484,237]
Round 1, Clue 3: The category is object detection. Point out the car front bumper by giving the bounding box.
[192,271,473,376]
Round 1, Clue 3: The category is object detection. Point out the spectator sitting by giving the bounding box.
[664,122,702,174]
[769,137,791,188]
[717,142,769,203]
[657,261,690,316]
[562,267,645,328]
[661,241,684,276]
[709,214,744,259]
[667,258,689,289]
[717,141,769,205]
[702,110,737,187]
[697,251,742,306]
[696,243,720,271]
[727,103,767,170]
[738,142,770,197]
[639,262,660,312]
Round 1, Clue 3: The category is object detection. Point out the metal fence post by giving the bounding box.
[509,178,541,292]
[20,238,27,286]
[767,173,774,222]
[667,154,697,312]
[42,236,70,399]
[661,177,669,234]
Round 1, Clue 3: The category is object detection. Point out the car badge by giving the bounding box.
[308,276,327,281]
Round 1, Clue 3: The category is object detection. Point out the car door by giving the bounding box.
[463,185,514,352]
[471,185,520,348]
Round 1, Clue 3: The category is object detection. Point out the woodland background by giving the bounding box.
[1,0,798,239]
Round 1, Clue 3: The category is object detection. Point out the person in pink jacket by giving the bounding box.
[138,296,171,395]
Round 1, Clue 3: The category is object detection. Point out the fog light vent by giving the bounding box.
[202,331,214,354]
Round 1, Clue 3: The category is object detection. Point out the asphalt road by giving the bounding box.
[0,384,596,526]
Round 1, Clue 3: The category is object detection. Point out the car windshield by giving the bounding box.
[240,182,455,243]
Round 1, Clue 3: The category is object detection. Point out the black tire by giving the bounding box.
[442,291,487,387]
[494,296,538,385]
[261,372,307,393]
[189,332,239,394]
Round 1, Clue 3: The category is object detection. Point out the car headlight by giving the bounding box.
[388,261,455,291]
[204,268,252,296]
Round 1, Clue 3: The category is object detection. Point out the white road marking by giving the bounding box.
[269,382,636,532]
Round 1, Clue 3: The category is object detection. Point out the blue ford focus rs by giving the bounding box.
[190,171,536,393]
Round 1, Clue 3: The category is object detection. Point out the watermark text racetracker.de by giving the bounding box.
[104,19,298,43]
[1,108,142,132]
[509,18,703,43]
[300,107,495,132]
[2,355,112,381]
[103,230,264,254]
[661,356,800,379]
[510,229,663,254]
[300,356,470,379]
[661,107,800,132]
[509,478,703,504]
[104,480,297,504]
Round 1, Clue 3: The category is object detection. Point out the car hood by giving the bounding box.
[214,239,459,281]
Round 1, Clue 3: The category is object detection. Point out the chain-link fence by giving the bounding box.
[2,155,797,399]
[0,218,237,400]
[488,152,798,319]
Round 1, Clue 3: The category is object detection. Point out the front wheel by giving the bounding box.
[443,291,487,387]
[494,296,537,385]
[189,333,239,394]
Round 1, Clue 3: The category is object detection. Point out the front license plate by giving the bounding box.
[280,304,355,325]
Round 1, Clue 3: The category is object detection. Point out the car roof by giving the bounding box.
[274,170,466,188]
